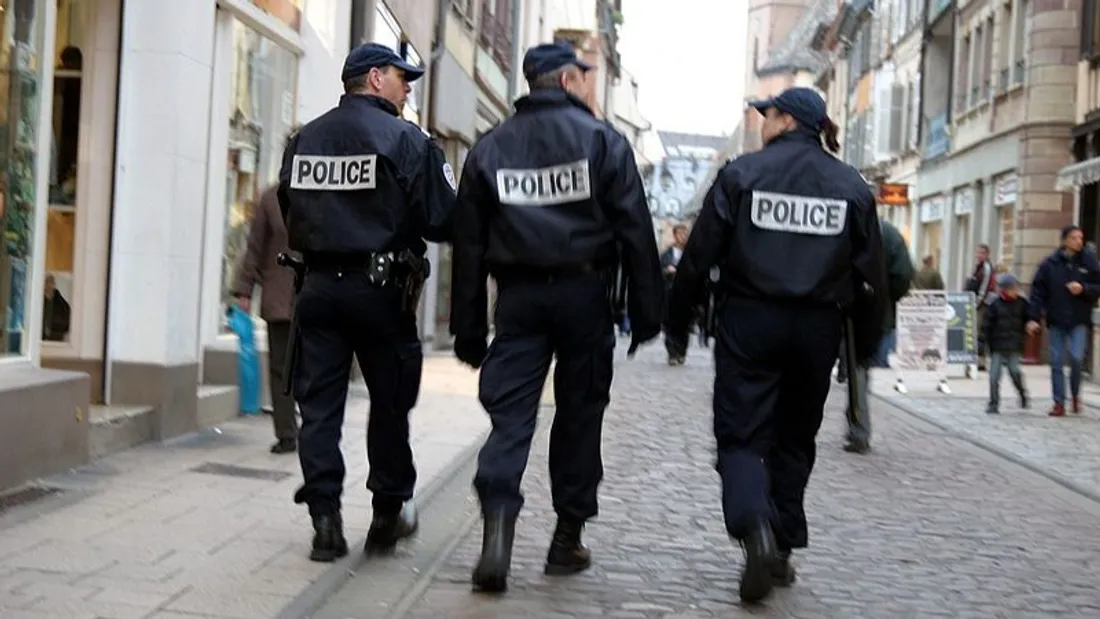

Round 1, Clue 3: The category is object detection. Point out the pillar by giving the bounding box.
[104,0,217,437]
[1016,0,1079,285]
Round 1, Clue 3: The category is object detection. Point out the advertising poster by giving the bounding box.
[895,290,948,375]
[945,291,978,365]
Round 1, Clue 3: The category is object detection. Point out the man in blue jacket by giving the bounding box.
[1027,225,1100,416]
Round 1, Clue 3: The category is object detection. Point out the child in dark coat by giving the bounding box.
[979,273,1030,414]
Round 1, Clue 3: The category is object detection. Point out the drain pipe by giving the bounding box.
[428,0,448,128]
[350,0,367,48]
[507,0,522,104]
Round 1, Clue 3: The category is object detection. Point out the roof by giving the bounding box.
[756,0,838,77]
[656,130,729,158]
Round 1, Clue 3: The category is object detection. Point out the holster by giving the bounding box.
[277,252,306,397]
[396,249,431,315]
[608,263,628,324]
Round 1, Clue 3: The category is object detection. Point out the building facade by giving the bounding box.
[812,0,1076,297]
[0,0,649,492]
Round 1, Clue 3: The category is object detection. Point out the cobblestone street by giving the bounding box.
[314,343,1100,619]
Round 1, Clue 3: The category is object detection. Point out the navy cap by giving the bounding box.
[522,41,593,82]
[342,42,425,82]
[997,273,1018,288]
[749,87,828,131]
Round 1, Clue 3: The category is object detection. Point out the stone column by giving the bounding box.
[104,0,217,438]
[1016,0,1079,284]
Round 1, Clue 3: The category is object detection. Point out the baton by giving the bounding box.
[277,252,306,397]
[843,314,862,429]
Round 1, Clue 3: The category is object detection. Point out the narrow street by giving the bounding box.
[311,343,1100,619]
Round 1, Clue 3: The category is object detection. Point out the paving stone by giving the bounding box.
[347,343,1100,618]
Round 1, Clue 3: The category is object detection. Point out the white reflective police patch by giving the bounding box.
[289,154,378,191]
[442,162,457,191]
[495,159,591,207]
[750,191,848,236]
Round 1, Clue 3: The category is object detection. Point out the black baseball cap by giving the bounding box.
[342,42,425,82]
[522,41,593,82]
[750,87,828,131]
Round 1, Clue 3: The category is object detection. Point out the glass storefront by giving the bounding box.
[42,0,83,344]
[0,0,49,357]
[219,16,297,332]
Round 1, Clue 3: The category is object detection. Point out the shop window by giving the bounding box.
[0,0,49,357]
[41,0,84,344]
[219,18,298,332]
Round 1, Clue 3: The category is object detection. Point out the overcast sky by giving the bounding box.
[617,0,747,139]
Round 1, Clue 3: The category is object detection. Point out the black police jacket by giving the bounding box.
[666,130,888,360]
[449,89,664,340]
[277,94,456,255]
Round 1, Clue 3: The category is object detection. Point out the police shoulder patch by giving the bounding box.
[749,190,848,236]
[442,162,457,191]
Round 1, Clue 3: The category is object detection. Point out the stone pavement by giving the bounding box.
[0,355,490,619]
[871,364,1100,502]
[313,343,1100,619]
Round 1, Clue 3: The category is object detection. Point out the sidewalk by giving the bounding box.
[0,356,489,619]
[871,363,1100,502]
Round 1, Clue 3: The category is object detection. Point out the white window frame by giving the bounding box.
[199,2,305,352]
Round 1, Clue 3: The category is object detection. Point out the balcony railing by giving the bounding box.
[923,113,951,160]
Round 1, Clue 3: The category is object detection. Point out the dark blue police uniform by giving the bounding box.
[449,42,665,593]
[665,87,888,603]
[277,43,457,562]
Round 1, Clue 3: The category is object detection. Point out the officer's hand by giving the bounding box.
[454,336,488,369]
[627,325,660,358]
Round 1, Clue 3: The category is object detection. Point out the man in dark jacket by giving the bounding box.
[1027,225,1100,416]
[661,224,689,365]
[843,217,913,454]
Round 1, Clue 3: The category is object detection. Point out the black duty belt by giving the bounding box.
[303,251,404,287]
[491,262,609,285]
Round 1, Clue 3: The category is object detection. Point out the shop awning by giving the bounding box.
[1055,157,1100,191]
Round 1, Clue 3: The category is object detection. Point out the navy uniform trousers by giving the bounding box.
[713,296,841,552]
[474,270,616,521]
[291,266,424,518]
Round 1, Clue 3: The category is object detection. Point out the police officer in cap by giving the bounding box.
[664,87,887,603]
[449,41,664,593]
[278,42,457,562]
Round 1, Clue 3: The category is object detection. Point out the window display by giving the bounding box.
[42,0,84,344]
[0,0,49,357]
[219,17,297,332]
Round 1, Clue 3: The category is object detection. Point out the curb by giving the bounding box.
[276,432,488,619]
[872,393,1100,506]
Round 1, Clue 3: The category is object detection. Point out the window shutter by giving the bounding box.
[889,83,905,153]
[907,72,921,151]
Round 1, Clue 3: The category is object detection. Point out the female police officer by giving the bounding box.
[664,87,887,604]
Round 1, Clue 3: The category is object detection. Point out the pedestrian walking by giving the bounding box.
[278,43,457,562]
[979,273,1030,414]
[664,87,888,604]
[448,41,664,594]
[234,149,302,454]
[1026,225,1100,416]
[843,217,912,454]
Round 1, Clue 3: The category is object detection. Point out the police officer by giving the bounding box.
[278,43,457,563]
[449,41,664,594]
[664,87,888,604]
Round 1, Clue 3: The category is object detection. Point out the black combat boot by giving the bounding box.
[365,502,419,554]
[738,519,778,604]
[1012,374,1029,409]
[544,517,592,576]
[471,508,516,594]
[986,400,999,414]
[309,512,349,563]
[771,549,797,587]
